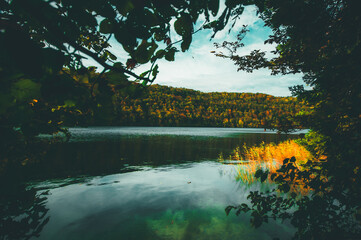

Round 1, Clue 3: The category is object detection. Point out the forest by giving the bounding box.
[114,84,307,129]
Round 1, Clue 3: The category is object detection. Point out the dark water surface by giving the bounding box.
[1,127,305,240]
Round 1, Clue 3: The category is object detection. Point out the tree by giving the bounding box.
[0,0,224,164]
[216,0,361,238]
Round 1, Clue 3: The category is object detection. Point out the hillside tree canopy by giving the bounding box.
[1,0,253,146]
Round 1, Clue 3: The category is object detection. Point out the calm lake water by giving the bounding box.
[1,127,306,240]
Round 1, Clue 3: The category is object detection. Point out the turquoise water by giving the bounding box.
[2,127,302,239]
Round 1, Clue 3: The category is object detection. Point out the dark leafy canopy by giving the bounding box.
[0,0,229,149]
[215,0,361,239]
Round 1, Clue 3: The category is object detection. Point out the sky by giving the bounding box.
[84,5,307,97]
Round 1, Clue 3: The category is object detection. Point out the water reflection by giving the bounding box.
[30,127,297,180]
[0,183,49,239]
[22,162,294,240]
[1,127,300,239]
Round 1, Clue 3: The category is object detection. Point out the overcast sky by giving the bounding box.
[84,5,307,97]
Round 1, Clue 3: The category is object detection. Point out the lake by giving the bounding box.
[1,127,306,240]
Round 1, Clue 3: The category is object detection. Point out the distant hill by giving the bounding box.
[113,84,308,128]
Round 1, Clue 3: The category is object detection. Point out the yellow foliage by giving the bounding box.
[232,140,311,163]
[224,140,312,185]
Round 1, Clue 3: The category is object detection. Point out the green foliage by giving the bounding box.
[0,0,225,163]
[217,1,361,238]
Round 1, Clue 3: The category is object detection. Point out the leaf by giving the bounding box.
[208,0,219,16]
[105,50,117,61]
[99,19,113,34]
[114,25,137,49]
[63,100,76,108]
[152,64,159,77]
[279,184,291,193]
[133,41,158,64]
[251,212,263,228]
[270,173,277,180]
[240,203,250,212]
[174,14,193,37]
[140,70,151,78]
[181,36,192,52]
[203,20,218,29]
[155,50,166,59]
[225,206,234,216]
[260,170,269,183]
[11,79,41,102]
[255,169,263,178]
[105,70,128,86]
[165,48,177,61]
[115,0,134,16]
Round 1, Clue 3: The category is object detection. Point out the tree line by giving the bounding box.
[113,84,308,129]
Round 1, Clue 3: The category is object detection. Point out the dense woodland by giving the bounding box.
[114,84,307,128]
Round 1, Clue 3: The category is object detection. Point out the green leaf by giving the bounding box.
[114,25,137,49]
[105,50,117,60]
[208,0,219,16]
[100,19,113,34]
[115,0,134,16]
[140,70,151,78]
[155,50,166,59]
[165,48,177,61]
[105,70,129,86]
[181,36,192,52]
[11,79,41,102]
[113,62,124,70]
[63,99,76,108]
[174,14,193,37]
[133,41,158,64]
[152,64,159,78]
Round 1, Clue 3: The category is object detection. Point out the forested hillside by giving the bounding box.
[114,84,308,128]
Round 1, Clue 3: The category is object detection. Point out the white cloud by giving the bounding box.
[83,5,306,97]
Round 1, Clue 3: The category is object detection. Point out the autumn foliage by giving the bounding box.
[115,84,308,128]
[224,140,312,185]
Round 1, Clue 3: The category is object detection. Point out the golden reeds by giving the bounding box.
[225,140,312,185]
[231,140,311,163]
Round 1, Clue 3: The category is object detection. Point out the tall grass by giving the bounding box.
[221,140,312,185]
[231,140,311,163]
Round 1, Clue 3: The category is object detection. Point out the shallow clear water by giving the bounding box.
[2,127,302,239]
